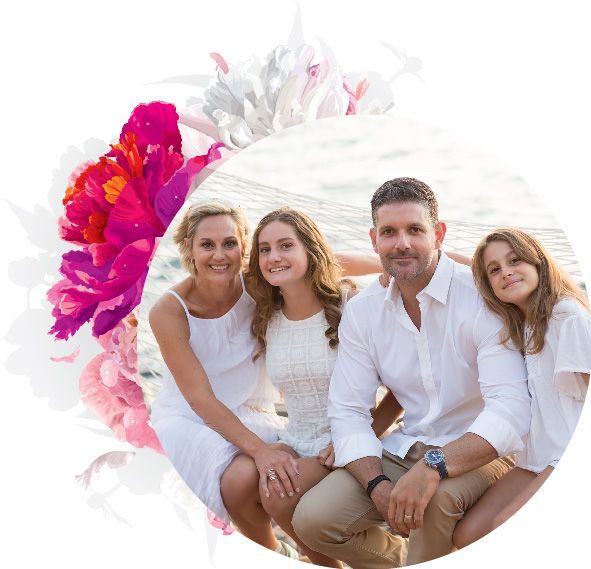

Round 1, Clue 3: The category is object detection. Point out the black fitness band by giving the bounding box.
[366,474,391,497]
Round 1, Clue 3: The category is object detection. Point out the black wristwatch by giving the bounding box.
[366,474,391,497]
[423,448,449,479]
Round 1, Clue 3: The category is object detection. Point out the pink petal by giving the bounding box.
[50,346,81,363]
[122,407,164,453]
[209,52,229,74]
[100,358,120,387]
[207,510,234,535]
[80,353,129,439]
[355,78,369,100]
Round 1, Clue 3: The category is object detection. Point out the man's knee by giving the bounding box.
[292,488,329,544]
[425,485,463,519]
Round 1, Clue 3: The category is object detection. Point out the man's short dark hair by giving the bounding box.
[370,177,439,227]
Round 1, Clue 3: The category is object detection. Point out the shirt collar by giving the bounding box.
[383,250,454,309]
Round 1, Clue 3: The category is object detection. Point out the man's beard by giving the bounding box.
[382,251,435,281]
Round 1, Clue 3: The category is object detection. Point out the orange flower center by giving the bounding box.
[103,176,128,205]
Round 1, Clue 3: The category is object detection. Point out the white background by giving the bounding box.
[1,1,589,568]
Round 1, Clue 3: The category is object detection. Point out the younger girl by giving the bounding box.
[247,208,401,567]
[453,227,590,547]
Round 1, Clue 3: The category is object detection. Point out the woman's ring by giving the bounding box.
[404,514,413,520]
[267,468,278,481]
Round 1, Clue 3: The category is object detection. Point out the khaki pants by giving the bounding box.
[292,442,514,568]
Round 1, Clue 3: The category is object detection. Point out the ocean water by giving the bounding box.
[220,114,558,229]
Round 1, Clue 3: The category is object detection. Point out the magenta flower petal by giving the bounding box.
[154,142,224,227]
[88,241,121,267]
[49,301,97,340]
[92,281,144,337]
[60,250,112,286]
[107,238,155,281]
[103,179,163,249]
[119,102,182,157]
[143,144,185,204]
[48,279,99,340]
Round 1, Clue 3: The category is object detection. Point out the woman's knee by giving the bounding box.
[260,491,297,521]
[220,455,259,508]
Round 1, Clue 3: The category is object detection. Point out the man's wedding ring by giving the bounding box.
[267,468,278,481]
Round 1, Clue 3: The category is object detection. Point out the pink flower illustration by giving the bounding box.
[207,510,234,535]
[48,101,223,339]
[79,313,163,452]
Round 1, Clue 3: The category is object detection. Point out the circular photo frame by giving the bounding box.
[3,2,590,569]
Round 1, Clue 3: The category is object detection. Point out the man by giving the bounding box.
[292,178,530,568]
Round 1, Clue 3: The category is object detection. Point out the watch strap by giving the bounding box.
[366,474,391,498]
[435,461,449,479]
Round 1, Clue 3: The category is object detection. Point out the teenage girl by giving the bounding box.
[453,228,590,547]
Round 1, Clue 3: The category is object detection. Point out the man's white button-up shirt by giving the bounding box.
[328,252,531,467]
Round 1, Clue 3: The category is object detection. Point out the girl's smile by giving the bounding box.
[258,221,309,287]
[483,240,539,313]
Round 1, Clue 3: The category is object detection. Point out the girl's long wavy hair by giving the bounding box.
[472,227,588,354]
[248,207,355,361]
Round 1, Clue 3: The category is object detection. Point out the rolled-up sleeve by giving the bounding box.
[328,302,383,467]
[467,306,531,457]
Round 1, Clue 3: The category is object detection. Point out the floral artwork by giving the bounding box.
[47,101,224,460]
[78,313,163,452]
[48,101,223,340]
[44,24,414,535]
[180,43,394,152]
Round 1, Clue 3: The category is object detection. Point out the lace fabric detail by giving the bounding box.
[265,309,336,457]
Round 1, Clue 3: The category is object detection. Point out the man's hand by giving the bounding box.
[369,479,396,524]
[317,443,336,469]
[387,461,440,535]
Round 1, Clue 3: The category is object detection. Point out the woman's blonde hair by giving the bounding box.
[472,227,588,354]
[247,207,355,361]
[173,202,249,276]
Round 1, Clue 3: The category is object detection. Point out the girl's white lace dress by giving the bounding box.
[265,307,340,457]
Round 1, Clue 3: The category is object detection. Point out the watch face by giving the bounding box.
[425,448,445,465]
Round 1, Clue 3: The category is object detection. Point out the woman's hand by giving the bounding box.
[317,443,336,469]
[253,445,300,499]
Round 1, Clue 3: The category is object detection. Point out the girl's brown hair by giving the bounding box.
[247,207,355,361]
[472,227,588,354]
[173,201,249,276]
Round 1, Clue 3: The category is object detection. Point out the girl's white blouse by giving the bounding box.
[516,298,591,473]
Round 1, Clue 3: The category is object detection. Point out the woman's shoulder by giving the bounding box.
[149,281,192,328]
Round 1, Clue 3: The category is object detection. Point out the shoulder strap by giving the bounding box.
[166,290,192,323]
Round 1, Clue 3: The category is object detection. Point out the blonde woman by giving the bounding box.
[149,202,298,555]
[453,228,590,547]
[246,208,402,567]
